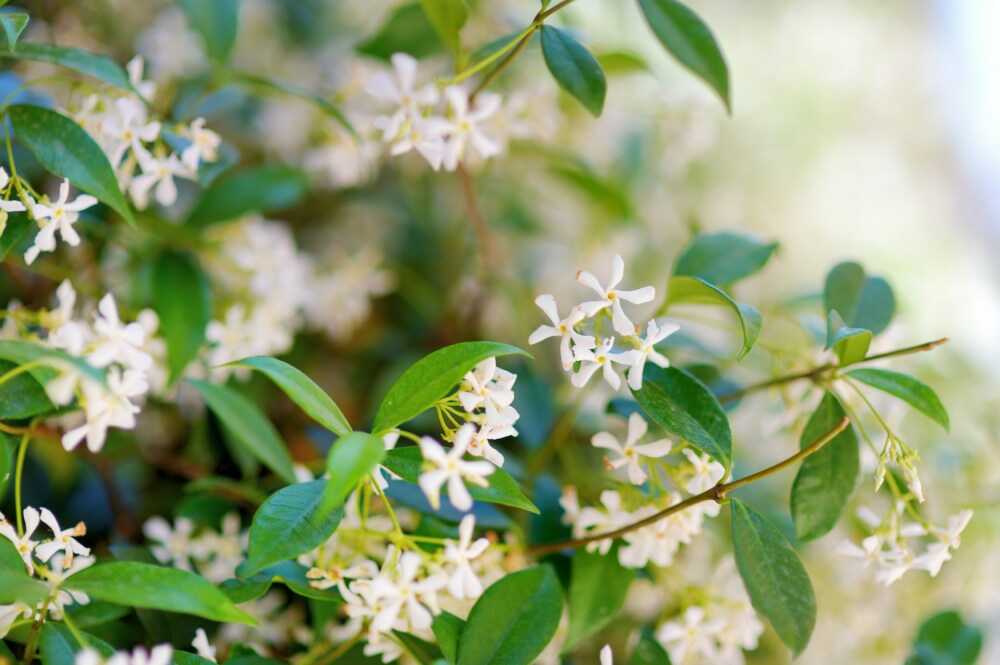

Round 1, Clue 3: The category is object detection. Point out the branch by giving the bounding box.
[527,417,850,556]
[456,161,496,270]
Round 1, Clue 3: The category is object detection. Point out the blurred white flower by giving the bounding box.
[443,515,490,599]
[144,516,198,571]
[441,86,502,171]
[592,412,672,485]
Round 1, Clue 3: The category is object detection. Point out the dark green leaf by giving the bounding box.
[0,212,34,260]
[153,250,211,383]
[7,104,133,224]
[225,560,342,603]
[0,432,12,499]
[357,3,443,60]
[0,43,133,92]
[0,568,49,604]
[432,611,465,664]
[0,339,105,385]
[229,356,352,436]
[564,548,634,651]
[638,0,730,110]
[632,364,731,469]
[420,0,467,57]
[394,630,445,665]
[372,341,528,434]
[457,566,563,665]
[846,368,949,431]
[178,0,239,63]
[540,26,606,117]
[673,231,778,285]
[664,275,761,358]
[64,561,255,624]
[1,12,28,49]
[731,499,816,655]
[823,261,895,335]
[185,165,308,228]
[382,446,537,513]
[906,610,982,665]
[790,392,859,541]
[628,634,672,665]
[825,310,872,366]
[39,623,115,665]
[189,379,297,484]
[0,358,54,419]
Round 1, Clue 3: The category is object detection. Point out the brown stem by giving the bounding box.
[527,417,850,556]
[456,161,496,271]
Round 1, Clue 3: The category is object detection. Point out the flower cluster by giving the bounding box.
[74,645,173,665]
[143,512,246,583]
[837,504,972,586]
[530,255,678,391]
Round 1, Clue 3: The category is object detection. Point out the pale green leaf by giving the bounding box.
[846,368,949,431]
[664,275,761,359]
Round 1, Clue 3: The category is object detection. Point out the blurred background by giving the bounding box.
[3,0,998,663]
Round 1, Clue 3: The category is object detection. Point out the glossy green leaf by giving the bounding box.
[372,341,528,433]
[457,565,563,665]
[632,364,731,469]
[395,630,445,665]
[0,43,133,92]
[1,11,28,49]
[178,0,239,63]
[7,104,133,224]
[0,358,54,419]
[663,275,761,359]
[731,499,816,655]
[189,379,297,484]
[325,431,386,507]
[382,446,538,513]
[241,480,346,576]
[906,610,982,665]
[540,26,607,117]
[673,231,778,285]
[825,310,872,366]
[564,548,634,651]
[420,0,467,57]
[0,212,34,260]
[229,356,352,436]
[638,0,730,110]
[224,560,342,603]
[433,611,465,665]
[628,634,672,665]
[357,2,443,60]
[39,623,115,665]
[64,561,255,624]
[847,368,949,431]
[823,261,895,335]
[0,567,49,604]
[153,250,211,383]
[185,164,309,228]
[790,392,859,541]
[172,653,218,665]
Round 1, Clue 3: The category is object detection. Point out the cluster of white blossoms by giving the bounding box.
[837,504,973,586]
[530,255,678,391]
[142,512,246,584]
[74,645,173,665]
[73,56,221,211]
[367,53,503,172]
[0,280,165,452]
[655,559,764,665]
[0,508,94,637]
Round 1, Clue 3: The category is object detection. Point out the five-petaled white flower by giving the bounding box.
[101,97,161,167]
[528,294,595,370]
[0,167,27,218]
[418,424,495,511]
[626,319,680,389]
[932,509,973,549]
[443,515,490,599]
[370,549,447,632]
[458,357,518,426]
[26,180,97,264]
[682,448,726,494]
[571,337,632,390]
[89,294,153,371]
[656,606,725,664]
[0,507,40,574]
[592,412,672,485]
[577,254,656,335]
[35,508,89,567]
[144,516,198,571]
[441,86,502,171]
[367,53,440,140]
[129,148,186,209]
[180,117,221,172]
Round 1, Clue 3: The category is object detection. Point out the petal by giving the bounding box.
[602,362,621,390]
[616,286,655,304]
[635,439,672,458]
[626,412,647,445]
[609,255,625,289]
[611,301,636,336]
[591,432,622,453]
[529,325,560,345]
[448,475,473,511]
[576,270,606,296]
[534,294,561,325]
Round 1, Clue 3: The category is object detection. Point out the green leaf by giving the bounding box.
[673,231,778,286]
[632,364,731,469]
[790,392,859,541]
[0,339,105,385]
[0,358,54,419]
[153,250,211,383]
[394,630,445,665]
[457,565,563,665]
[229,71,356,137]
[241,480,346,577]
[823,261,895,335]
[7,104,134,224]
[0,212,35,260]
[39,623,115,665]
[0,567,49,604]
[420,0,467,58]
[906,610,982,665]
[846,368,949,431]
[64,561,255,624]
[628,634,672,665]
[224,560,342,603]
[564,548,634,651]
[382,446,538,513]
[432,611,465,665]
[0,432,12,499]
[540,26,607,117]
[1,12,28,49]
[228,356,352,436]
[172,653,218,665]
[0,43,133,92]
[178,0,239,63]
[595,51,649,75]
[357,2,443,60]
[637,0,730,110]
[325,431,386,508]
[663,275,761,359]
[731,499,816,655]
[825,310,872,366]
[372,341,528,434]
[185,164,308,228]
[189,379,297,484]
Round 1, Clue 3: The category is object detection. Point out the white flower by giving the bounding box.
[387,116,450,171]
[626,319,679,389]
[89,294,152,371]
[458,357,518,426]
[441,86,502,171]
[192,628,216,662]
[682,449,726,494]
[193,512,246,583]
[26,180,97,264]
[180,117,221,172]
[528,294,595,370]
[0,167,26,214]
[44,555,94,618]
[874,545,916,586]
[307,558,378,597]
[129,148,186,209]
[418,424,495,512]
[592,412,671,485]
[101,97,161,166]
[144,516,198,571]
[577,255,656,335]
[127,55,157,101]
[571,337,632,390]
[367,53,439,140]
[0,601,31,639]
[35,507,89,566]
[0,507,40,574]
[932,509,973,549]
[443,515,489,599]
[61,369,145,453]
[370,550,447,632]
[78,645,173,665]
[600,645,613,665]
[836,535,883,567]
[656,606,723,664]
[573,490,631,555]
[914,542,952,577]
[466,422,509,467]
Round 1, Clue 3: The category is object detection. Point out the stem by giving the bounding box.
[528,417,849,556]
[456,162,496,270]
[0,359,45,389]
[14,429,31,535]
[61,611,89,648]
